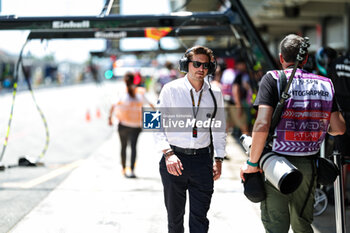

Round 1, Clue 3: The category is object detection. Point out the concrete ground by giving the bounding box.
[7,132,349,233]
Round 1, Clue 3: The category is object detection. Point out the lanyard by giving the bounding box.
[190,89,203,137]
[190,89,203,118]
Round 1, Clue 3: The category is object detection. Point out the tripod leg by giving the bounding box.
[333,150,347,233]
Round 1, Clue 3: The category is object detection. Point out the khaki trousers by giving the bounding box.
[261,156,316,233]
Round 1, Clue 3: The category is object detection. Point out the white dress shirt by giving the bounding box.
[154,75,226,158]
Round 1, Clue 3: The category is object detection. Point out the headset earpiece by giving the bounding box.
[179,48,193,73]
[208,57,217,75]
[179,56,189,73]
[178,47,217,74]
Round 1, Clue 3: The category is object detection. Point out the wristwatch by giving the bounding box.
[214,157,224,163]
[163,149,174,159]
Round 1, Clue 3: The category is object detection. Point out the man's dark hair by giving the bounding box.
[280,34,306,63]
[186,45,214,62]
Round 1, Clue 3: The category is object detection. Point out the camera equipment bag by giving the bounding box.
[316,156,339,186]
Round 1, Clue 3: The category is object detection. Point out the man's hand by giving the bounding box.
[213,160,222,180]
[239,105,272,182]
[240,163,262,182]
[165,154,184,176]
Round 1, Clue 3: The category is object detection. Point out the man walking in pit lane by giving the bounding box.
[154,45,226,233]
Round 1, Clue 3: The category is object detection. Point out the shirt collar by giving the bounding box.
[285,67,306,73]
[184,75,209,92]
[286,65,303,70]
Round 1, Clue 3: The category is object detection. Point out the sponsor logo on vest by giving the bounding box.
[52,20,90,29]
[292,101,309,108]
[285,120,327,130]
[283,110,330,120]
[285,131,322,142]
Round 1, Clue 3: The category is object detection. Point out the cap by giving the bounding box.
[243,172,266,203]
[317,157,339,186]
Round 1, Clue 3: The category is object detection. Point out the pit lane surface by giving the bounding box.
[0,82,119,233]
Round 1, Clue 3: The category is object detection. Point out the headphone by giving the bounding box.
[315,47,328,76]
[315,47,337,76]
[179,46,217,75]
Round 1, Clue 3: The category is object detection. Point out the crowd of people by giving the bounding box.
[214,58,258,139]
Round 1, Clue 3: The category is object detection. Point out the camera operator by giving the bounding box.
[240,34,345,233]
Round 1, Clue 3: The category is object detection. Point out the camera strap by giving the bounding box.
[266,70,288,145]
[278,70,287,98]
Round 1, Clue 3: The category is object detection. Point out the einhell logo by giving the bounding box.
[52,20,90,29]
[94,31,127,39]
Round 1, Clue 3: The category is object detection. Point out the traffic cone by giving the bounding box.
[0,162,5,171]
[96,108,101,119]
[86,110,91,122]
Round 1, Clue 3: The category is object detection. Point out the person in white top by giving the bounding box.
[155,45,226,233]
[108,72,154,178]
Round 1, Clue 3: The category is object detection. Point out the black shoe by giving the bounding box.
[127,172,137,179]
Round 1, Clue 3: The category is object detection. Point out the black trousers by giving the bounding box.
[159,151,214,233]
[118,123,141,170]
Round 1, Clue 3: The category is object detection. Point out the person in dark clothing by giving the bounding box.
[329,51,350,119]
[240,34,345,233]
[329,51,350,200]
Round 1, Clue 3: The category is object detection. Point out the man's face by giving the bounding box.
[187,54,210,81]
